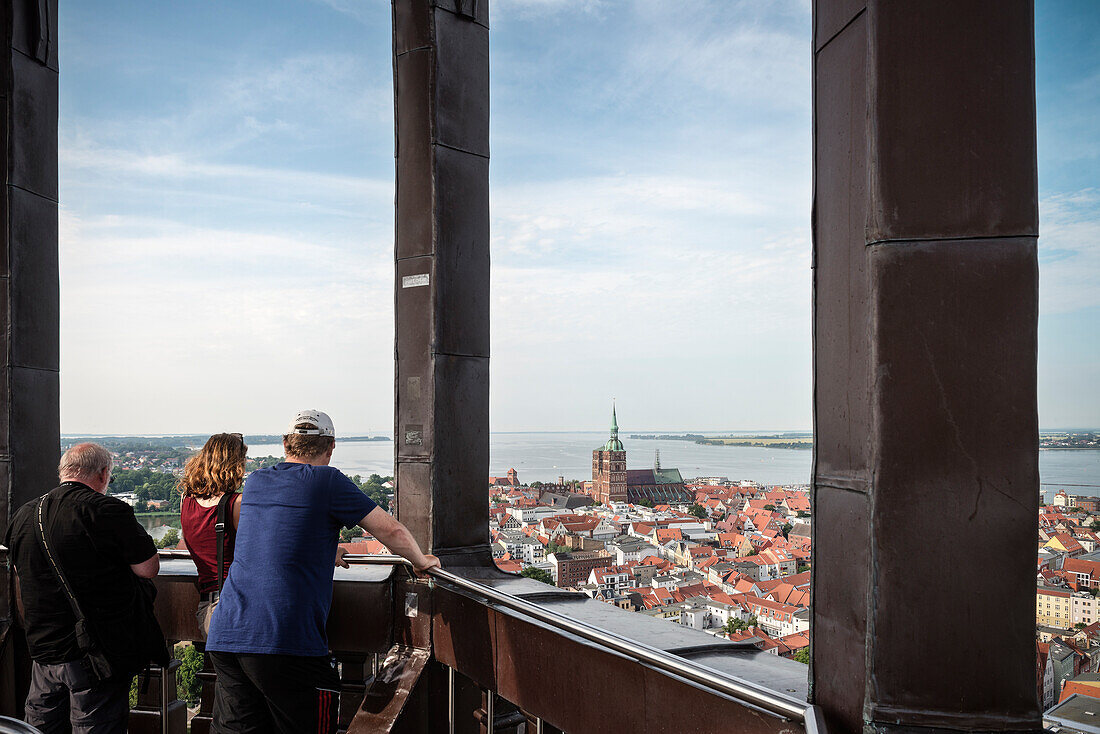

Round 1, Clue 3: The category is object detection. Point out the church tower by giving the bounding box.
[592,402,627,504]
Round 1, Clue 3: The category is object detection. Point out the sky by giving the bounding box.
[57,1,1098,435]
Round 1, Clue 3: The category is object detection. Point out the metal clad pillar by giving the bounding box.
[392,0,491,566]
[812,1,1039,730]
[1,0,60,577]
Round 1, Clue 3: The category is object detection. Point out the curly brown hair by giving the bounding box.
[179,433,248,499]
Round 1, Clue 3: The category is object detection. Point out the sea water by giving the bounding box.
[247,432,1100,499]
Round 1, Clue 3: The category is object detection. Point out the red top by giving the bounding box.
[181,494,239,593]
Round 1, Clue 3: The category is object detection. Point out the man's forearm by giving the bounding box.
[359,507,439,573]
[379,523,431,568]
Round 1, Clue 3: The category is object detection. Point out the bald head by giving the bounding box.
[59,443,114,492]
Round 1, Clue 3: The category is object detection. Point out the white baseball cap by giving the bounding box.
[286,409,335,437]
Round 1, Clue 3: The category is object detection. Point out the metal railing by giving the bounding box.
[347,554,825,733]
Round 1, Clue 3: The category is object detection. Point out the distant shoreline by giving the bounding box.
[1041,447,1100,451]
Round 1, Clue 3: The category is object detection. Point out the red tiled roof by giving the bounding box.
[778,631,810,651]
[655,528,684,543]
[339,538,390,555]
[495,559,522,573]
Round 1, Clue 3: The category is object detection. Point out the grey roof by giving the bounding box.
[1051,643,1082,662]
[540,490,594,510]
[607,537,647,550]
[788,522,812,538]
[1044,693,1100,733]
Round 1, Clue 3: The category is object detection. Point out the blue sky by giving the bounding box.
[58,1,1098,434]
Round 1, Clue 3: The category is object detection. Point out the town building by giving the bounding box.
[1038,585,1074,629]
[547,550,613,589]
[591,403,692,505]
[489,468,520,488]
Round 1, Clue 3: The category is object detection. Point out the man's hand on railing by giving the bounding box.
[335,547,350,568]
[412,554,441,578]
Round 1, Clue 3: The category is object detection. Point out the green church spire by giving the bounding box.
[603,400,624,452]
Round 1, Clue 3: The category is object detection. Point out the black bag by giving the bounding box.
[34,496,116,682]
[134,577,170,669]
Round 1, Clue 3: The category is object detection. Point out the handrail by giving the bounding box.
[152,549,824,731]
[345,554,824,732]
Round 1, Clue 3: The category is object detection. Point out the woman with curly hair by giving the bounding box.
[179,432,247,637]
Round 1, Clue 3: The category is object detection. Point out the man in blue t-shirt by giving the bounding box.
[206,410,439,734]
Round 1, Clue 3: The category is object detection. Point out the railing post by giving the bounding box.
[392,0,492,568]
[811,0,1040,730]
[130,658,187,734]
[448,664,456,734]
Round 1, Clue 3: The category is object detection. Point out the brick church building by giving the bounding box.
[591,404,691,505]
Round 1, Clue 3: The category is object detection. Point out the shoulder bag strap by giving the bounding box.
[214,491,235,591]
[34,494,89,626]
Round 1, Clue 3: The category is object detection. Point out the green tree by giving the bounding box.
[688,504,707,519]
[637,499,654,508]
[156,528,180,549]
[1076,622,1088,629]
[781,523,793,539]
[722,616,759,635]
[247,455,282,472]
[175,644,203,704]
[546,542,571,555]
[349,474,390,511]
[519,567,555,586]
[340,526,365,543]
[793,648,810,664]
[763,504,776,511]
[796,511,810,518]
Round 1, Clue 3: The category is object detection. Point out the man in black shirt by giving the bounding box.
[4,442,160,733]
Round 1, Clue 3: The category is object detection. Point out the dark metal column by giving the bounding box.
[1,0,60,574]
[0,1,59,716]
[812,1,1039,731]
[392,0,491,567]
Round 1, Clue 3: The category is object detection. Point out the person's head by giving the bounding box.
[58,443,113,493]
[283,409,336,464]
[179,433,248,499]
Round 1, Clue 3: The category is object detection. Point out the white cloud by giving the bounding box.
[61,138,392,206]
[1039,189,1100,314]
[306,0,377,24]
[492,0,605,22]
[59,212,396,434]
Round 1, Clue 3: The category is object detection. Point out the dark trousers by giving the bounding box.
[24,660,130,734]
[210,651,340,734]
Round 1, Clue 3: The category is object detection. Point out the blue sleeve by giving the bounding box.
[330,470,379,529]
